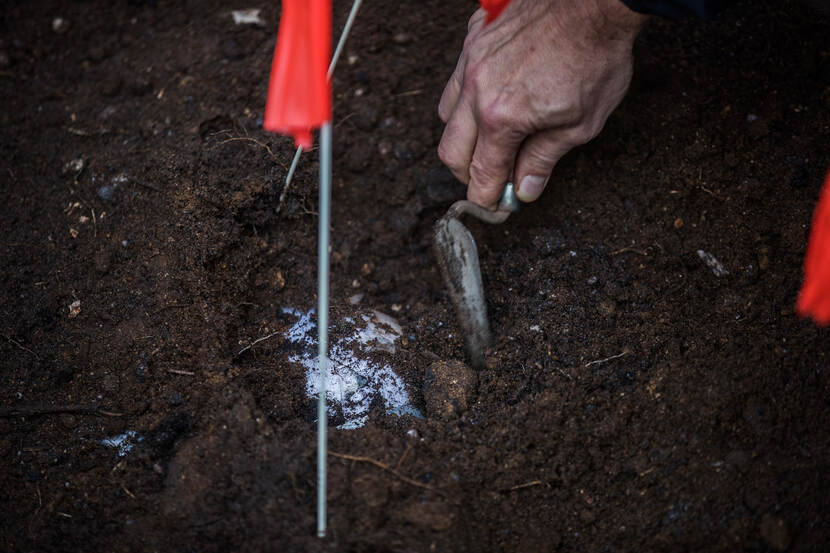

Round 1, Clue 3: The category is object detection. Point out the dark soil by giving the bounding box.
[2,1,829,551]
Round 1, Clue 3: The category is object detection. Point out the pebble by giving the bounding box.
[423,360,477,419]
[97,185,116,202]
[62,158,84,175]
[392,32,412,45]
[52,17,70,34]
[377,138,393,156]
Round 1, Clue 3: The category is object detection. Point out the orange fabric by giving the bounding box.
[480,0,512,23]
[264,0,331,148]
[797,170,830,325]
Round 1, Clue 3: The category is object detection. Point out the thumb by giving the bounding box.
[513,131,571,203]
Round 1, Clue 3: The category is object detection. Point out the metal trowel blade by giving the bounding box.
[434,215,490,369]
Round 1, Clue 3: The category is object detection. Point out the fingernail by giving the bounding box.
[517,175,548,202]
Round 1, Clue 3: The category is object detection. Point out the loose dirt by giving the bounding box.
[2,1,829,551]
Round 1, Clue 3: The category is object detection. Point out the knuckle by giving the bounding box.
[477,100,511,132]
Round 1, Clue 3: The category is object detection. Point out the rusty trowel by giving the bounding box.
[434,183,519,369]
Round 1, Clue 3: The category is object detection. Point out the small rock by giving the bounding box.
[68,300,81,319]
[348,293,364,305]
[377,138,393,156]
[392,32,412,44]
[423,360,477,419]
[697,249,729,277]
[379,116,397,130]
[587,276,598,285]
[673,217,684,229]
[52,17,70,34]
[97,185,116,202]
[760,514,790,551]
[231,9,264,26]
[62,158,84,175]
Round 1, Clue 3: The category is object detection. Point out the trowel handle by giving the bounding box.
[497,182,520,213]
[448,182,519,225]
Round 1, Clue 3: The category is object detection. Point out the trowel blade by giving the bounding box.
[434,215,490,369]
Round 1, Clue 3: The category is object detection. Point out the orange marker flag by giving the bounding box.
[797,170,830,325]
[264,0,331,149]
[479,0,512,23]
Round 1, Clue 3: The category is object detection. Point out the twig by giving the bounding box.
[214,137,288,170]
[236,331,281,356]
[506,480,542,491]
[167,369,194,376]
[5,335,40,359]
[584,350,630,368]
[394,89,424,98]
[611,247,648,256]
[0,404,122,418]
[329,451,441,495]
[394,442,415,470]
[122,486,136,499]
[699,185,726,201]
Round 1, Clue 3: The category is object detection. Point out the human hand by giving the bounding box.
[438,0,648,208]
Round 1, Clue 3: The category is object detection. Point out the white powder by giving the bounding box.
[100,430,141,457]
[282,308,421,429]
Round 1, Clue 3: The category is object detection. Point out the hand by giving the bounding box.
[438,0,648,208]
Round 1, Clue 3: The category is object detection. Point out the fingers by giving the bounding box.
[439,10,486,122]
[438,56,465,123]
[466,114,525,208]
[512,131,573,203]
[437,97,478,185]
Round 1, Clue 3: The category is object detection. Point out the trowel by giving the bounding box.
[434,183,519,369]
